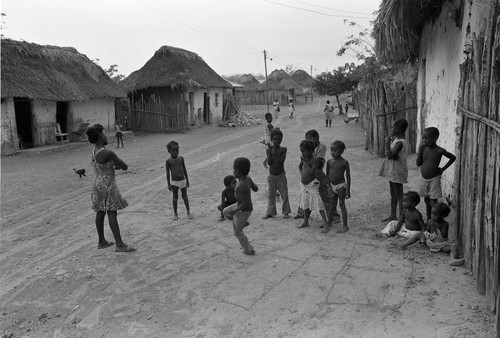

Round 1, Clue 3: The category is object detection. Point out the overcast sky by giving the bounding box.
[2,0,380,78]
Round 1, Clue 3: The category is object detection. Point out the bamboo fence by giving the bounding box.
[454,22,499,331]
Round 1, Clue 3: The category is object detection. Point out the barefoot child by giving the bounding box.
[223,157,258,255]
[314,157,335,233]
[381,191,426,249]
[326,140,351,233]
[379,118,410,221]
[115,123,124,148]
[218,175,237,221]
[288,98,295,119]
[262,129,291,219]
[165,141,193,220]
[416,127,456,220]
[262,113,274,168]
[297,140,329,231]
[324,100,334,128]
[423,202,464,266]
[86,124,136,252]
[273,98,280,119]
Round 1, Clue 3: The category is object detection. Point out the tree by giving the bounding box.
[104,64,125,84]
[284,64,298,75]
[313,64,357,113]
[1,13,6,39]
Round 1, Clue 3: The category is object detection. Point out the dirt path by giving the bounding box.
[0,98,495,337]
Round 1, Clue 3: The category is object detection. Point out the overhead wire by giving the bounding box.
[261,0,373,19]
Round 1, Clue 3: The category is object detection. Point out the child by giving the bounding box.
[326,141,351,233]
[423,202,464,266]
[165,141,193,220]
[115,123,124,148]
[324,100,334,128]
[381,191,426,249]
[262,129,291,219]
[288,98,295,119]
[86,124,136,252]
[223,157,258,255]
[273,98,280,119]
[416,127,456,220]
[379,118,410,221]
[314,157,335,233]
[262,112,274,168]
[297,140,329,231]
[217,175,237,221]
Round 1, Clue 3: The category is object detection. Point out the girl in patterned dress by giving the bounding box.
[86,124,136,252]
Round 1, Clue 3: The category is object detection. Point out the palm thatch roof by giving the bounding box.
[373,0,446,64]
[1,39,126,100]
[120,46,231,92]
[238,74,260,86]
[292,69,316,86]
[259,69,301,90]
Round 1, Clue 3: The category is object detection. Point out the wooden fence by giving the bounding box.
[353,70,418,156]
[454,23,499,331]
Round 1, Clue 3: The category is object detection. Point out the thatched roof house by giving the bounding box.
[238,74,260,87]
[260,69,300,91]
[1,39,126,155]
[1,39,125,101]
[291,69,315,87]
[121,46,230,92]
[120,46,231,128]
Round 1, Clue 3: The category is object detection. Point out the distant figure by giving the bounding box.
[379,118,410,222]
[115,123,124,148]
[288,98,295,119]
[223,157,258,255]
[165,141,193,220]
[416,127,456,221]
[86,123,136,253]
[345,103,349,114]
[324,100,334,128]
[273,98,280,119]
[218,175,237,221]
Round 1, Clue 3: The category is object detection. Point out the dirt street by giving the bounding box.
[0,98,495,337]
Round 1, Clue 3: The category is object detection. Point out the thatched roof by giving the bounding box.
[373,0,446,64]
[1,39,126,100]
[292,69,316,86]
[238,74,260,86]
[259,69,301,90]
[120,46,231,92]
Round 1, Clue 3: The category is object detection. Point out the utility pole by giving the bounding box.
[264,50,270,113]
[310,65,313,101]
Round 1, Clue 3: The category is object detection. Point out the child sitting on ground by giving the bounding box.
[217,175,237,221]
[297,140,329,231]
[326,140,351,233]
[381,191,426,250]
[423,202,465,266]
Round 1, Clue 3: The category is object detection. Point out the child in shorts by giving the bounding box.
[218,175,237,221]
[165,141,193,220]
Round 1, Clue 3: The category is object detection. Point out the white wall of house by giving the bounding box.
[188,88,224,124]
[417,0,491,198]
[1,98,17,155]
[69,98,116,132]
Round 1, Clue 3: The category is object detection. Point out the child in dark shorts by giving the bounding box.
[218,175,237,221]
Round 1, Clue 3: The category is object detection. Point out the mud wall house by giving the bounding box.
[120,46,231,132]
[375,0,499,331]
[0,39,126,155]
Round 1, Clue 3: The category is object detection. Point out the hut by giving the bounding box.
[0,39,126,155]
[375,0,500,332]
[120,46,232,132]
[291,69,317,99]
[259,69,300,104]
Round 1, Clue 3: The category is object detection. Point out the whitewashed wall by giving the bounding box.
[1,98,17,155]
[417,0,491,199]
[69,98,116,132]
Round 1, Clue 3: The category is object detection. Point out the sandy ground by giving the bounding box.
[0,98,495,337]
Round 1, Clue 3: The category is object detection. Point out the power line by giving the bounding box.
[261,0,373,19]
[291,0,374,15]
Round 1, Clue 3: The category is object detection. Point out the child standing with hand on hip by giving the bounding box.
[416,127,456,221]
[379,118,410,222]
[165,141,193,220]
[326,140,351,233]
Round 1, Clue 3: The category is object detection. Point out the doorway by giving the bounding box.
[203,93,210,124]
[188,92,195,124]
[14,98,33,149]
[56,101,69,132]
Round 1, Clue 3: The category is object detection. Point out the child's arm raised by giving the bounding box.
[345,160,351,199]
[439,148,456,175]
[165,160,172,191]
[385,136,403,160]
[181,156,190,188]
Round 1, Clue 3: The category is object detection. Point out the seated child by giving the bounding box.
[381,191,425,249]
[423,202,465,266]
[297,140,329,231]
[218,175,237,221]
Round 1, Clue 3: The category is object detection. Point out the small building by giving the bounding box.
[120,46,231,131]
[1,39,126,155]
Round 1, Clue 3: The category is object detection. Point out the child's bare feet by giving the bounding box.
[381,215,397,222]
[449,258,465,266]
[336,226,349,233]
[243,221,250,228]
[97,241,114,249]
[283,214,290,219]
[115,244,137,252]
[218,217,225,222]
[297,222,309,228]
[187,213,194,220]
[321,226,329,233]
[173,215,179,221]
[262,214,273,219]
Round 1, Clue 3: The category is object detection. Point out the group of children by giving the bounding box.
[378,118,463,265]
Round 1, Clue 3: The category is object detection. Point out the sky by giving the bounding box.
[1,0,381,78]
